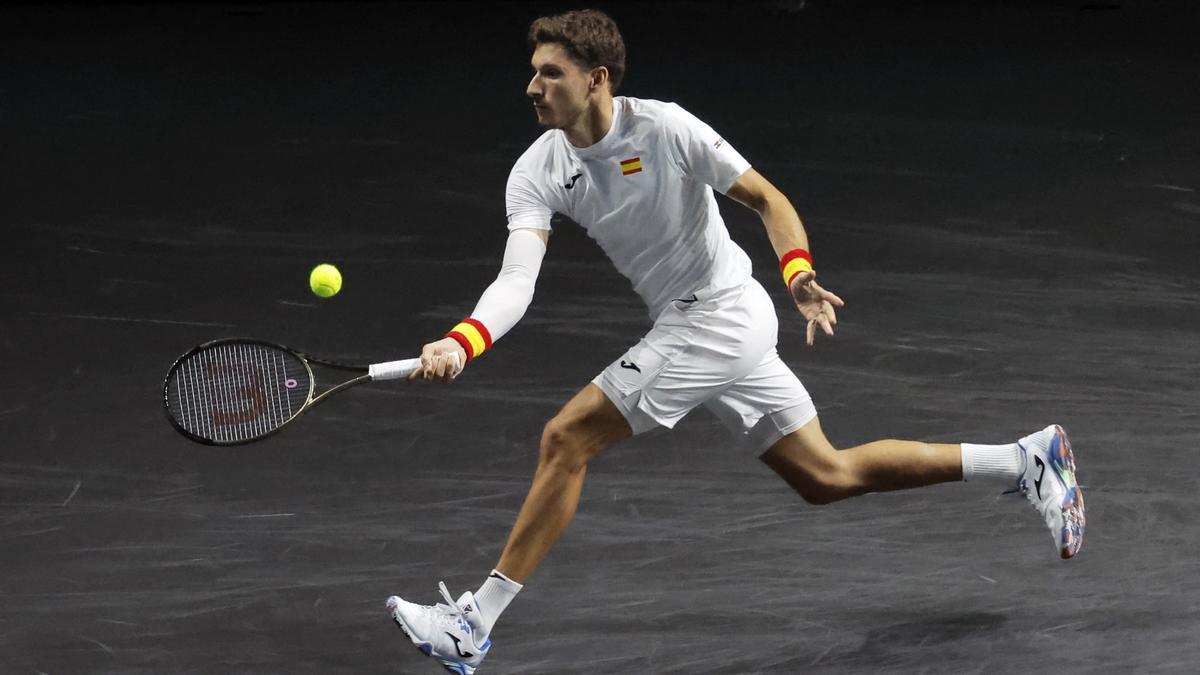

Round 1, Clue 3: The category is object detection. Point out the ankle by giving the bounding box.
[474,569,523,637]
[960,442,1022,484]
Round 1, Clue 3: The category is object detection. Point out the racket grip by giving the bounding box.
[368,358,422,380]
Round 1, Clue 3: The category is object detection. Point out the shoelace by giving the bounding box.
[436,581,469,629]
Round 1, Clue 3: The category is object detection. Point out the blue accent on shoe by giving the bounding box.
[417,642,433,656]
[440,661,468,675]
[1048,428,1074,487]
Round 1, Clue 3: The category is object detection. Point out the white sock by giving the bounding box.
[474,569,522,638]
[960,442,1024,484]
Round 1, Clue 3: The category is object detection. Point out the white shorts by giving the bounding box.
[592,278,817,455]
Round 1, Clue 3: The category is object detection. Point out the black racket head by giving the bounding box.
[163,338,314,445]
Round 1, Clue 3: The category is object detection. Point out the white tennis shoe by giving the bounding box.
[1016,424,1086,559]
[387,582,491,675]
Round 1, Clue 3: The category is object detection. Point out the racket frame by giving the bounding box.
[162,337,371,446]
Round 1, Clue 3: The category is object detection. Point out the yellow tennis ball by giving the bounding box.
[309,263,342,298]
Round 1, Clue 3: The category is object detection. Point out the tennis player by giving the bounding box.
[386,10,1085,674]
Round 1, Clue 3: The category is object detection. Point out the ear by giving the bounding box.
[589,66,610,92]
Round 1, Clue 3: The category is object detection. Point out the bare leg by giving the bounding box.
[762,416,962,504]
[495,384,631,582]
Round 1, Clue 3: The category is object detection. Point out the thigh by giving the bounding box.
[550,383,634,453]
[759,416,849,500]
[704,348,817,455]
[760,416,837,469]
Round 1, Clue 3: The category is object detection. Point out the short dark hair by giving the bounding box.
[528,9,626,93]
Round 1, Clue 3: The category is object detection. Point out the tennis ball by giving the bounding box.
[309,263,342,298]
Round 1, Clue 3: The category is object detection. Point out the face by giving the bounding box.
[526,42,600,128]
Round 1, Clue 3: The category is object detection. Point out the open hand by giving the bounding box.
[788,271,845,346]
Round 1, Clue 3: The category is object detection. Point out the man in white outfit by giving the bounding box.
[386,10,1085,674]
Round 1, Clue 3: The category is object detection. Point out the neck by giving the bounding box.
[563,93,614,148]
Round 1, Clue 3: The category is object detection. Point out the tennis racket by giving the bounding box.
[162,337,437,445]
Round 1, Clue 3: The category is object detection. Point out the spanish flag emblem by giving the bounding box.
[620,156,643,176]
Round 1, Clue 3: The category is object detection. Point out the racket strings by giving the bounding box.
[168,342,309,443]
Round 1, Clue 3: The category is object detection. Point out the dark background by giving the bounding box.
[2,1,1199,672]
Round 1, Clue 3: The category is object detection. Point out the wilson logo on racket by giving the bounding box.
[163,338,424,446]
[205,362,268,428]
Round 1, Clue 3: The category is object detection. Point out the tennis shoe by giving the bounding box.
[386,582,491,675]
[1016,424,1086,559]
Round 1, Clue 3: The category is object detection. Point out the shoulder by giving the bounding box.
[507,130,565,208]
[508,130,567,196]
[620,97,709,142]
[617,96,686,128]
[510,129,561,176]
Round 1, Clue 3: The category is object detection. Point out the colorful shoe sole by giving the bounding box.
[1050,425,1086,559]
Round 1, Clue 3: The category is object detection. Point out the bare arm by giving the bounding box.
[726,169,845,346]
[725,168,809,259]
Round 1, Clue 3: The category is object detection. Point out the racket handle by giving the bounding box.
[368,351,461,381]
[368,358,422,380]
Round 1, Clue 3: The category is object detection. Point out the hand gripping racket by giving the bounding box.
[162,337,440,445]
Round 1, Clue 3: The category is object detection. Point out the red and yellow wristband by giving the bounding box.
[779,248,813,288]
[446,318,493,363]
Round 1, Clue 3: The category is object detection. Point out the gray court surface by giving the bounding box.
[3,1,1199,672]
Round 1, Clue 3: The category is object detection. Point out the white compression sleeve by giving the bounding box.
[469,228,547,343]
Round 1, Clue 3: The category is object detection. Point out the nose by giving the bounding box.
[526,73,542,99]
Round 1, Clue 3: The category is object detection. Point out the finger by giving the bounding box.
[819,315,835,336]
[806,318,816,346]
[419,344,438,380]
[433,354,451,381]
[822,301,838,325]
[440,352,462,382]
[818,284,845,307]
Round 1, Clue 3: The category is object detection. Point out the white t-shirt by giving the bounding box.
[505,96,753,319]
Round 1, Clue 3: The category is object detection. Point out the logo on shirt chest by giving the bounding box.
[619,156,643,176]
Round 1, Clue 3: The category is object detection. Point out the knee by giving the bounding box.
[800,481,851,506]
[775,453,862,506]
[800,468,860,505]
[538,416,592,474]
